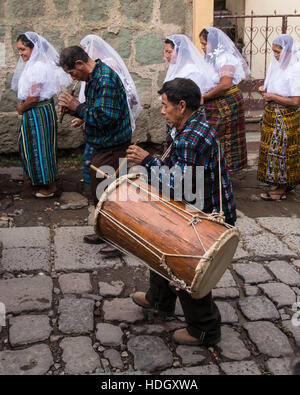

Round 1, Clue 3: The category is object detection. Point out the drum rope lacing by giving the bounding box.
[96,140,233,292]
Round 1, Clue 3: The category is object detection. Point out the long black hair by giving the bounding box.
[17,34,34,49]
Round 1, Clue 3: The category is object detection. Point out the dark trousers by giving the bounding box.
[89,149,128,207]
[145,217,235,341]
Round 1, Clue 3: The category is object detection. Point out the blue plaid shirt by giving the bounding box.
[142,111,236,223]
[76,60,132,152]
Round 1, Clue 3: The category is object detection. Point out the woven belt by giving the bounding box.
[32,99,53,108]
[224,85,239,96]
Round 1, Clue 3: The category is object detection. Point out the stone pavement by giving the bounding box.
[0,210,300,375]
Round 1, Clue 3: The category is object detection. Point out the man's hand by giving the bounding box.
[126,145,149,165]
[58,92,80,116]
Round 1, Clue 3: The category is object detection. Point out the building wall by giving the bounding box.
[244,0,300,78]
[0,0,193,154]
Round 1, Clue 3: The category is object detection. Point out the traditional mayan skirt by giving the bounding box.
[205,86,247,173]
[19,99,58,186]
[257,103,300,186]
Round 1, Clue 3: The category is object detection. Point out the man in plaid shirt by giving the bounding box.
[127,78,236,346]
[58,46,132,255]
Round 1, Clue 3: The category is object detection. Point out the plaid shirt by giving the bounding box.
[142,111,236,223]
[76,60,132,151]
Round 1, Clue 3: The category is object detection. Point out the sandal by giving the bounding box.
[260,191,287,201]
[33,191,55,198]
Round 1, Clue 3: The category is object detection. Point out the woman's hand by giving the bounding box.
[262,92,274,102]
[17,102,24,116]
[71,118,84,128]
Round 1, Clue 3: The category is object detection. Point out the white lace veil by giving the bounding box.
[79,34,142,131]
[204,27,250,82]
[164,34,218,94]
[11,32,72,100]
[264,34,300,96]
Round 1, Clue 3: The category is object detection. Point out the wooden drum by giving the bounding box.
[94,174,240,299]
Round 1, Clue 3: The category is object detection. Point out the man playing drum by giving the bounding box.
[126,78,236,346]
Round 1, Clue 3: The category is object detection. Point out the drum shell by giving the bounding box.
[94,174,239,298]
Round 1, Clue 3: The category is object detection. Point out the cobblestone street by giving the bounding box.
[0,165,300,376]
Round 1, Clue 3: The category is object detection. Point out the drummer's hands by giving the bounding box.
[58,92,80,115]
[126,145,149,165]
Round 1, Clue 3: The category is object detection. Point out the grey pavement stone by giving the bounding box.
[103,349,124,369]
[212,287,240,299]
[59,273,92,294]
[258,283,296,308]
[220,361,261,375]
[0,344,53,375]
[215,270,236,288]
[266,261,300,286]
[123,254,144,268]
[58,297,94,334]
[0,227,50,248]
[282,235,300,255]
[232,263,273,284]
[216,301,239,324]
[242,233,297,261]
[232,243,250,262]
[103,298,144,323]
[218,326,251,361]
[243,321,294,357]
[127,335,173,372]
[175,345,207,365]
[235,217,263,236]
[161,364,219,375]
[292,260,300,269]
[54,226,122,271]
[238,296,280,321]
[9,315,52,346]
[98,280,125,297]
[96,323,123,346]
[266,358,294,375]
[2,247,50,273]
[0,275,52,314]
[256,217,300,236]
[244,285,260,297]
[60,337,100,375]
[282,320,300,346]
[59,192,88,210]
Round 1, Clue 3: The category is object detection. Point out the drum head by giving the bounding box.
[190,228,239,299]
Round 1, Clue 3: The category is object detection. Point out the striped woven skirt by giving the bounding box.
[257,103,300,186]
[19,99,58,186]
[205,86,247,173]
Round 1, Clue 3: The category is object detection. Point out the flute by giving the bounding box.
[59,80,79,123]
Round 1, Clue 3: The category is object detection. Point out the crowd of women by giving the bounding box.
[11,27,300,202]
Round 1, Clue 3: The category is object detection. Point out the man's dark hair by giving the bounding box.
[59,46,89,69]
[17,34,34,49]
[158,78,201,111]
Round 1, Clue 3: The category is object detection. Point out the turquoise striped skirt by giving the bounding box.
[19,99,58,186]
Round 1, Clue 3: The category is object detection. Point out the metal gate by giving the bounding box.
[214,11,300,116]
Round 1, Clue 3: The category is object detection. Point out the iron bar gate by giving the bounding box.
[214,11,300,116]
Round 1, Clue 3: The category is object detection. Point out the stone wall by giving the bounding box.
[0,0,193,154]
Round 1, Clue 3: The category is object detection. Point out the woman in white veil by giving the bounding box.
[164,34,218,95]
[199,27,250,173]
[11,32,71,197]
[163,34,218,140]
[73,34,142,185]
[257,34,300,200]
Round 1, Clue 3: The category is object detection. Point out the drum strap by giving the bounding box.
[160,140,226,223]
